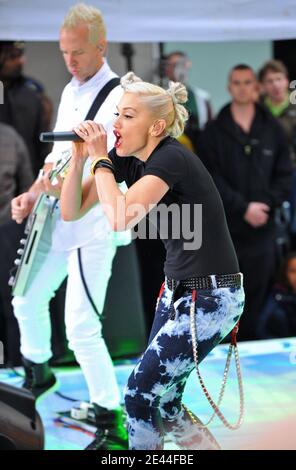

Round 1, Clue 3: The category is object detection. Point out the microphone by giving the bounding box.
[40,131,84,142]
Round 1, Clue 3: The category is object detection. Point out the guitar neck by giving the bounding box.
[48,150,72,182]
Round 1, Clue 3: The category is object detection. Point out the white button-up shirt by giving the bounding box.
[45,61,125,251]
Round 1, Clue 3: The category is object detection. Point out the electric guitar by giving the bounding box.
[9,149,72,296]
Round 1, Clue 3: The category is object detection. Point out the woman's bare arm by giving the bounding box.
[60,158,99,221]
[94,169,169,231]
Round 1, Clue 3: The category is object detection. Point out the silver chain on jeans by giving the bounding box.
[189,291,244,430]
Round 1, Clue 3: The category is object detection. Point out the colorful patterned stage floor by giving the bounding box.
[1,338,296,450]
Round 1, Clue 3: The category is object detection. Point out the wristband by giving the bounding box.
[90,156,112,176]
[95,160,115,174]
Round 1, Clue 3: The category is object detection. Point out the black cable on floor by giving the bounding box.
[9,367,24,378]
[54,390,79,402]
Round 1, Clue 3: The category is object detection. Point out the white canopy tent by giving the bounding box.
[0,0,296,42]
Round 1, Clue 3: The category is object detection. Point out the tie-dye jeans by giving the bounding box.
[124,279,245,450]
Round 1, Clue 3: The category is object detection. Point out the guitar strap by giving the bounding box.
[77,76,120,317]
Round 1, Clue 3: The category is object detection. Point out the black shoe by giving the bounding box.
[85,404,128,450]
[49,349,76,367]
[22,357,58,402]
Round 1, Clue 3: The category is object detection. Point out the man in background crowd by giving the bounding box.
[162,51,212,152]
[259,59,296,166]
[259,59,296,248]
[0,40,52,176]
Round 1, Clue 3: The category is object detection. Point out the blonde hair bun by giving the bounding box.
[167,81,188,105]
[121,71,143,88]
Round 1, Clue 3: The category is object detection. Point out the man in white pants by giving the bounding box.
[11,3,129,450]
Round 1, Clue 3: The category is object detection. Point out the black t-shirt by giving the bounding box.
[109,136,239,280]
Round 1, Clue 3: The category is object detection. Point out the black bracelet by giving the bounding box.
[93,159,115,175]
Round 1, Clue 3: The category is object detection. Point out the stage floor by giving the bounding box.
[1,338,296,450]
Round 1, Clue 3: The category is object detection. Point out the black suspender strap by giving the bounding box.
[84,77,120,121]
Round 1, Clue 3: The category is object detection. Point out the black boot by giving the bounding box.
[22,357,58,401]
[85,404,128,450]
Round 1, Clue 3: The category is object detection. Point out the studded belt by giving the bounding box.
[166,273,242,291]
